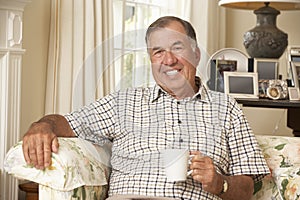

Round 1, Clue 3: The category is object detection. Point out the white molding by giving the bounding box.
[0,0,30,199]
[0,0,31,11]
[8,11,23,48]
[0,50,23,200]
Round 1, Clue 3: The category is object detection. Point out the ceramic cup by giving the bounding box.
[162,149,193,181]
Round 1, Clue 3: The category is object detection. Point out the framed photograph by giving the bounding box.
[224,72,259,99]
[288,87,300,100]
[207,59,217,91]
[215,59,237,92]
[207,59,237,92]
[258,79,269,98]
[254,58,279,80]
[290,61,300,88]
[287,46,300,62]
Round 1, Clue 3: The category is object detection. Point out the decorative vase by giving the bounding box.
[243,3,288,58]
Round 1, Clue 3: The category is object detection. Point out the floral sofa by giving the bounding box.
[4,135,300,200]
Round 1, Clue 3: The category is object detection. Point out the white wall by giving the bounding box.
[21,0,50,135]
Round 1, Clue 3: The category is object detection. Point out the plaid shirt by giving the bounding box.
[65,80,269,200]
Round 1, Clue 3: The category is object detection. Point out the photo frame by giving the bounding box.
[290,61,300,88]
[288,87,300,100]
[216,59,237,92]
[287,46,300,62]
[207,59,237,92]
[258,79,269,98]
[254,58,279,80]
[224,72,258,99]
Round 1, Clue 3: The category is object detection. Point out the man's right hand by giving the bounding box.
[22,114,75,170]
[22,121,59,169]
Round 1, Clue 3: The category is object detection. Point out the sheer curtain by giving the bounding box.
[45,0,115,114]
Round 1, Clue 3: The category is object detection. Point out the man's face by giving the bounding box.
[147,21,200,95]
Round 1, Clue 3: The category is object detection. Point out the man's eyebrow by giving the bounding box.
[151,46,162,51]
[151,41,184,50]
[172,41,184,46]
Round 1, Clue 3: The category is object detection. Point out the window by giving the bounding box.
[113,0,189,90]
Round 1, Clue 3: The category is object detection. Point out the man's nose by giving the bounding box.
[162,51,177,66]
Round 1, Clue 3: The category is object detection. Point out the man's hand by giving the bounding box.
[189,151,254,200]
[22,122,59,169]
[189,151,223,195]
[22,114,75,170]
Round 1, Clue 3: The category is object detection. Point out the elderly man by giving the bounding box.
[22,16,269,200]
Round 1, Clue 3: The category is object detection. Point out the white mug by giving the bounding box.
[162,149,193,182]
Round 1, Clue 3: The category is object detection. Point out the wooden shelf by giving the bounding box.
[236,98,300,109]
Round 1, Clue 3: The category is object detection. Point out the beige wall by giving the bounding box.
[225,9,300,136]
[21,0,50,135]
[20,2,300,137]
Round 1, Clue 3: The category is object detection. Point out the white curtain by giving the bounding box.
[189,0,226,82]
[45,0,115,114]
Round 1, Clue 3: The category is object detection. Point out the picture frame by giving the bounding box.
[290,61,300,88]
[253,58,279,80]
[215,59,237,92]
[288,87,300,100]
[258,79,269,98]
[287,46,300,62]
[224,72,259,99]
[207,59,237,92]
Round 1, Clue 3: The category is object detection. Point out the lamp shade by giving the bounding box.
[219,0,300,10]
[219,0,300,58]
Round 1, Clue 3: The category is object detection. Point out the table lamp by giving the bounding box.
[218,0,300,58]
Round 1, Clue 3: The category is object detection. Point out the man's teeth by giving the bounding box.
[166,70,178,76]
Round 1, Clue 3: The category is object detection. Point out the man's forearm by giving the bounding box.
[34,114,75,137]
[219,175,254,200]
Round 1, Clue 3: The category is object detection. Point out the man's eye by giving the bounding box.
[172,46,184,53]
[153,50,164,57]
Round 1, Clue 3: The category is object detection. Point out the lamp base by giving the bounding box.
[243,3,288,58]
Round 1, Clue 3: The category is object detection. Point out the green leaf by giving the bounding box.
[275,144,286,151]
[253,181,263,195]
[280,155,292,168]
[281,179,289,200]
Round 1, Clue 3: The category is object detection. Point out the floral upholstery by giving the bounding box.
[252,135,300,200]
[4,135,300,200]
[4,138,111,200]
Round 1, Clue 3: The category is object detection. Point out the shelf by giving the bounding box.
[236,98,300,109]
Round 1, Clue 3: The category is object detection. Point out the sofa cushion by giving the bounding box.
[252,135,300,200]
[4,138,111,191]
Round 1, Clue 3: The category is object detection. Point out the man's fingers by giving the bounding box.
[51,137,59,153]
[35,140,45,169]
[44,136,58,167]
[22,139,31,165]
[22,132,58,169]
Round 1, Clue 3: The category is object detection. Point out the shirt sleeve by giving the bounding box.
[226,97,270,182]
[64,93,116,146]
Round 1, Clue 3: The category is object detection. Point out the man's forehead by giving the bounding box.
[148,27,193,48]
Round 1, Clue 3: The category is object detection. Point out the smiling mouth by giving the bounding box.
[165,70,180,76]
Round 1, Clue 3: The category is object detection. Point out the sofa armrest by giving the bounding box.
[4,138,111,191]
